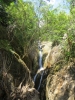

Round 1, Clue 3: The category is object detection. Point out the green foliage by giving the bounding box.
[54,65,61,72]
[0,0,15,5]
[0,40,12,51]
[39,1,75,62]
[0,5,8,26]
[4,0,38,56]
[0,0,75,62]
[70,42,75,58]
[40,10,69,41]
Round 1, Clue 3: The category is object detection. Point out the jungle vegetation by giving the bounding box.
[0,0,75,60]
[0,0,75,99]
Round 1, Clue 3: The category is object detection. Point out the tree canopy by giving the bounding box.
[0,0,75,61]
[0,0,75,99]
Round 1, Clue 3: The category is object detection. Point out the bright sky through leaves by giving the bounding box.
[23,0,70,13]
[44,0,55,5]
[44,0,69,12]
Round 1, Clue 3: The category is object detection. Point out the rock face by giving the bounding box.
[28,41,52,74]
[44,45,63,68]
[27,41,75,100]
[46,63,75,100]
[41,41,52,55]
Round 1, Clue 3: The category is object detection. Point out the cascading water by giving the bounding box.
[37,71,44,90]
[34,73,38,83]
[34,40,44,90]
[38,45,43,69]
[34,40,43,82]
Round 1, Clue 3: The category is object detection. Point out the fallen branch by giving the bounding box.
[9,49,34,88]
[9,49,30,73]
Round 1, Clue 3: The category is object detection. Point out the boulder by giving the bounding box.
[46,63,75,100]
[44,45,63,68]
[41,41,52,55]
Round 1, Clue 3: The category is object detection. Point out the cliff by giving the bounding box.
[46,62,75,100]
[34,41,75,100]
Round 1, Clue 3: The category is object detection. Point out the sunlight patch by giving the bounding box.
[44,0,55,5]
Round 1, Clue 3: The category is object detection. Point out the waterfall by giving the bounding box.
[34,73,38,83]
[39,50,43,68]
[34,40,44,90]
[37,70,44,90]
[34,42,43,82]
[38,40,43,69]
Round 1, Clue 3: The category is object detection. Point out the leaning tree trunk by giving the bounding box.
[9,49,40,100]
[10,49,34,87]
[0,49,40,100]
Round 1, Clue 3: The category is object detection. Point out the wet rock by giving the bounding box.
[44,45,63,68]
[10,87,40,100]
[46,63,75,100]
[28,41,52,76]
[34,68,50,100]
[41,41,52,55]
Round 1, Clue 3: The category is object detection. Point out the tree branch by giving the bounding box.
[9,49,30,73]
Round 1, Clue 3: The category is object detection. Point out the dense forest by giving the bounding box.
[0,0,75,100]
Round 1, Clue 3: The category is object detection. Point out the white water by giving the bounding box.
[34,73,38,83]
[33,49,43,82]
[37,70,44,90]
[34,41,44,90]
[34,67,44,82]
[39,51,43,68]
[34,42,43,81]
